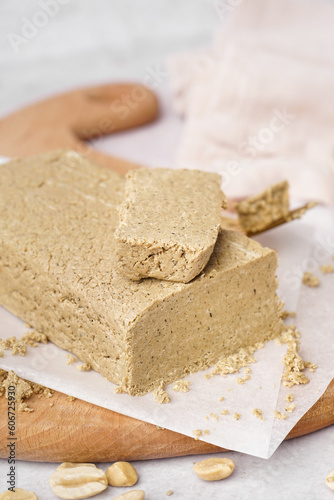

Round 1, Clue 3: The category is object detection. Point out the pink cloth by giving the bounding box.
[167,0,334,203]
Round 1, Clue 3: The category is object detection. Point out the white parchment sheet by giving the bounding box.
[1,203,333,459]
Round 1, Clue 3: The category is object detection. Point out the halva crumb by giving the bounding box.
[285,403,296,413]
[302,272,320,287]
[154,382,170,404]
[320,264,334,274]
[172,380,191,393]
[233,412,241,420]
[77,362,91,372]
[274,411,287,420]
[252,408,264,421]
[285,393,294,402]
[66,354,78,365]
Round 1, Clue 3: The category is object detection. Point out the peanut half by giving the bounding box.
[0,489,38,500]
[326,469,334,491]
[106,461,138,487]
[113,491,145,500]
[193,457,235,481]
[49,463,107,499]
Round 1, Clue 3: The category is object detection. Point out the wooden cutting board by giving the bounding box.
[0,84,333,462]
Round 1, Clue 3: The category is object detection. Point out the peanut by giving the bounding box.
[193,457,235,481]
[326,469,334,491]
[113,491,145,500]
[106,461,138,487]
[49,463,107,499]
[0,489,38,500]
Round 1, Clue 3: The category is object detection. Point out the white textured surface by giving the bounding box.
[0,1,333,498]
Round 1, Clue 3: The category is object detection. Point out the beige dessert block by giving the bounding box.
[0,151,284,395]
[114,168,226,283]
[235,180,289,234]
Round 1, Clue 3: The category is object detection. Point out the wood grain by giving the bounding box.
[0,84,333,462]
[0,380,333,463]
[0,83,158,174]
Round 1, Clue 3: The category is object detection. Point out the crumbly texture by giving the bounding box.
[166,490,174,496]
[320,264,334,274]
[208,343,265,378]
[281,310,296,320]
[285,403,296,413]
[0,150,285,396]
[220,410,229,415]
[77,362,91,372]
[302,272,320,287]
[237,374,251,384]
[172,380,191,393]
[66,354,78,365]
[154,382,170,404]
[252,408,264,421]
[0,369,54,412]
[235,181,289,234]
[114,168,226,283]
[285,393,294,402]
[209,413,219,422]
[233,412,241,420]
[278,326,316,387]
[192,429,203,440]
[274,411,287,420]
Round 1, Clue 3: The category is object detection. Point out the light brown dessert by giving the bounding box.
[115,168,226,283]
[235,180,289,234]
[0,151,284,396]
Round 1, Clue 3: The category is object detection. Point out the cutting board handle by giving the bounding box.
[0,83,159,174]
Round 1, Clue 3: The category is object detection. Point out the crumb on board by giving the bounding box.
[172,380,191,393]
[66,395,76,402]
[66,354,78,365]
[302,271,320,287]
[192,429,203,440]
[274,411,287,420]
[77,363,91,372]
[285,403,296,413]
[252,408,264,421]
[320,264,334,274]
[285,393,294,402]
[0,369,54,412]
[156,426,165,430]
[233,412,241,420]
[154,382,170,404]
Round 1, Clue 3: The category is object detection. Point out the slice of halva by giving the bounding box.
[114,168,226,283]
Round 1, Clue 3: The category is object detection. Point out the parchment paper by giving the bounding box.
[1,200,333,459]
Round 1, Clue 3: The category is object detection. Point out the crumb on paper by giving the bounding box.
[66,354,78,365]
[285,403,296,413]
[281,310,296,320]
[274,411,287,420]
[305,361,317,373]
[302,271,320,287]
[209,412,219,422]
[204,416,209,421]
[166,491,174,496]
[278,326,315,387]
[172,380,191,393]
[203,430,210,435]
[219,396,225,402]
[285,393,294,402]
[114,385,126,394]
[233,412,241,420]
[237,374,251,385]
[192,429,203,440]
[0,336,27,356]
[208,344,263,378]
[220,409,229,416]
[0,350,3,358]
[251,408,264,421]
[154,382,170,404]
[77,362,91,372]
[320,264,334,274]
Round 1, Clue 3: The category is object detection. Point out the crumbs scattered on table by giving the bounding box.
[237,374,251,385]
[77,362,91,372]
[220,409,229,416]
[285,403,296,413]
[209,413,219,422]
[233,412,241,420]
[166,490,174,496]
[284,393,294,402]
